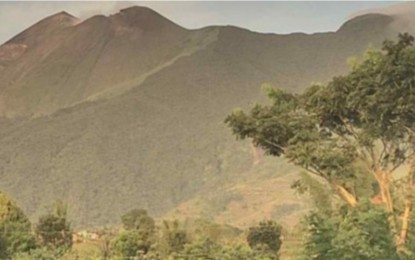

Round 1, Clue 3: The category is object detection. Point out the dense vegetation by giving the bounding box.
[0,192,282,259]
[0,194,73,259]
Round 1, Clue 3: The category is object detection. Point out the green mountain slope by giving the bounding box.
[0,5,413,227]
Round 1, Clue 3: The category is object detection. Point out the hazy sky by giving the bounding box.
[0,1,402,44]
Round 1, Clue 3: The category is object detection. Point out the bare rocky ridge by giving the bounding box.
[0,5,414,227]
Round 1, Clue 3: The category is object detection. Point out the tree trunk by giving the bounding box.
[334,184,357,207]
[398,197,412,247]
[375,170,398,243]
[398,169,414,248]
[251,141,261,165]
[376,171,394,213]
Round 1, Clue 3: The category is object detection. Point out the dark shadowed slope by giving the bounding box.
[0,5,414,227]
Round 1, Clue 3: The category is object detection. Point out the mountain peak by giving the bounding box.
[120,5,158,15]
[37,10,78,26]
[6,10,78,45]
[352,2,415,17]
[52,11,76,19]
[337,13,393,34]
[114,5,184,32]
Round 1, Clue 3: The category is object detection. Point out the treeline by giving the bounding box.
[0,192,283,259]
[0,193,71,259]
[104,210,282,259]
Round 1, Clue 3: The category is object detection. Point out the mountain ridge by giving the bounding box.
[0,5,414,228]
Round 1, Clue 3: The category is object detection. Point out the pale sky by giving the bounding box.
[0,1,403,45]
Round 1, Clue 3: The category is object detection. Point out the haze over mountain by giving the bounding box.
[0,4,415,228]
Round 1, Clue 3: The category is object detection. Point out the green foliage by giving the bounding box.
[301,210,338,259]
[0,192,36,258]
[178,237,222,259]
[301,202,399,260]
[110,209,157,258]
[103,215,278,259]
[35,201,72,256]
[226,82,359,193]
[225,33,415,195]
[190,219,242,242]
[110,230,147,258]
[226,34,415,252]
[12,247,56,260]
[247,220,282,256]
[291,172,333,215]
[122,209,155,233]
[159,220,188,256]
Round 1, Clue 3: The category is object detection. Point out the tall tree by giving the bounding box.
[112,209,156,257]
[0,192,36,258]
[35,201,72,254]
[121,209,155,233]
[225,33,415,250]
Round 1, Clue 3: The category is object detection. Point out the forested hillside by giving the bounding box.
[0,5,414,228]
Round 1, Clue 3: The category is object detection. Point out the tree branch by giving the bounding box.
[262,139,286,153]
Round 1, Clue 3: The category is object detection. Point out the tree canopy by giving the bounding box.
[226,33,415,251]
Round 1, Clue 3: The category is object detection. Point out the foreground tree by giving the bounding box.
[302,202,399,260]
[111,209,156,258]
[0,192,36,258]
[121,209,155,234]
[226,33,415,251]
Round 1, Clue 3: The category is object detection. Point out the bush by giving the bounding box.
[247,220,282,254]
[110,230,144,258]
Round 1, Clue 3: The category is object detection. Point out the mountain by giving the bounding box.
[0,4,414,228]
